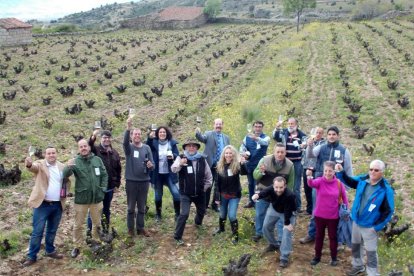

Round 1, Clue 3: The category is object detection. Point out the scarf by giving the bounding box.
[184,150,202,161]
[158,139,168,146]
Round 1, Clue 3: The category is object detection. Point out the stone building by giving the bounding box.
[121,7,208,30]
[0,18,32,47]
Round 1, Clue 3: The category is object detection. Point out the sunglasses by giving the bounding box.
[369,168,381,172]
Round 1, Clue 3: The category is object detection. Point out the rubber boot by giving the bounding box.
[173,201,180,221]
[230,220,239,244]
[213,218,226,236]
[155,200,162,222]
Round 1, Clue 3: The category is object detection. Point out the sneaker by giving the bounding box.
[71,248,80,258]
[299,235,314,244]
[251,235,262,242]
[262,244,279,254]
[310,257,320,266]
[279,259,288,268]
[45,251,63,259]
[330,259,338,266]
[22,259,36,267]
[346,266,366,276]
[243,202,254,208]
[175,238,184,246]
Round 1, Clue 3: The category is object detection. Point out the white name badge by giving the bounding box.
[368,203,376,212]
[334,150,341,158]
[95,168,100,176]
[187,166,193,174]
[134,151,139,158]
[227,169,233,176]
[293,140,299,148]
[256,143,261,149]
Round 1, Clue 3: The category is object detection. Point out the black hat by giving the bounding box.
[101,130,112,137]
[182,139,201,150]
[327,126,340,135]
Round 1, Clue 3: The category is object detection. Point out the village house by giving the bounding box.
[121,6,208,30]
[0,18,32,47]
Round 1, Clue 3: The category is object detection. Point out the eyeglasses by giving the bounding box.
[369,168,381,172]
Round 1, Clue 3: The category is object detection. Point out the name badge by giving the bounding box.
[334,150,341,158]
[227,169,233,176]
[256,143,261,149]
[95,168,100,176]
[368,203,376,212]
[187,166,193,174]
[134,151,139,158]
[293,140,299,148]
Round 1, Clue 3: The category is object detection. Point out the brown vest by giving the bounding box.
[257,155,293,190]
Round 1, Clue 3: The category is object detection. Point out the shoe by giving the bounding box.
[137,229,150,237]
[251,235,262,242]
[175,238,184,246]
[262,244,279,254]
[128,229,135,237]
[346,266,366,276]
[155,214,162,222]
[310,257,320,266]
[71,248,80,258]
[296,209,304,214]
[330,259,338,266]
[211,205,220,213]
[299,235,314,244]
[22,259,36,267]
[243,202,254,208]
[279,259,288,268]
[45,251,63,259]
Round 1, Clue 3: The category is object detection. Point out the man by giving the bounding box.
[23,146,68,267]
[336,160,394,276]
[63,139,108,258]
[240,120,270,208]
[272,117,306,213]
[300,125,353,244]
[195,118,230,212]
[123,118,154,237]
[88,129,121,232]
[252,143,294,242]
[171,139,212,245]
[252,176,296,268]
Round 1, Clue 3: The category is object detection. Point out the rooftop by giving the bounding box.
[0,18,32,30]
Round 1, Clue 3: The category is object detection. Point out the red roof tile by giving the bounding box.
[0,18,32,30]
[158,7,204,21]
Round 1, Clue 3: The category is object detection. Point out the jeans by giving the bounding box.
[263,205,296,261]
[292,161,303,210]
[247,171,256,204]
[27,201,62,261]
[154,173,180,202]
[351,223,379,276]
[87,189,114,231]
[126,180,150,231]
[219,196,240,222]
[175,193,206,240]
[307,189,317,238]
[254,199,270,236]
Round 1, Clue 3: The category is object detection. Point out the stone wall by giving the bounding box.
[121,14,207,30]
[0,28,32,47]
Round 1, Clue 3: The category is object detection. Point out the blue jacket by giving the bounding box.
[337,171,394,232]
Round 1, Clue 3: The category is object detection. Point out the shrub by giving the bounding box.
[351,0,393,20]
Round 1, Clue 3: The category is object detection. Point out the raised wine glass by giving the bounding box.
[28,146,35,157]
[129,108,136,119]
[246,123,252,133]
[196,116,202,124]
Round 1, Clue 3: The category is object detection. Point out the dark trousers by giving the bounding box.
[88,189,114,231]
[174,193,206,240]
[126,180,149,231]
[205,166,219,208]
[303,169,313,214]
[314,216,339,259]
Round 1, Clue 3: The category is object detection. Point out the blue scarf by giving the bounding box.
[184,151,202,161]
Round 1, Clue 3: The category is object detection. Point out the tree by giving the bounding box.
[204,0,222,19]
[282,0,316,32]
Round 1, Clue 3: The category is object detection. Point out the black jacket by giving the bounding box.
[258,186,296,225]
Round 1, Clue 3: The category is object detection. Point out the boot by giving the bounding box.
[173,201,180,221]
[213,218,226,236]
[230,220,239,244]
[155,200,162,222]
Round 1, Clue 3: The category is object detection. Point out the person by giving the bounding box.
[147,126,180,221]
[272,117,306,213]
[253,176,296,268]
[213,145,247,244]
[123,118,154,237]
[195,118,230,212]
[306,161,349,266]
[252,143,294,242]
[22,146,69,267]
[171,139,212,245]
[240,120,270,208]
[88,129,121,232]
[63,139,108,258]
[336,160,394,276]
[301,127,325,215]
[300,125,353,244]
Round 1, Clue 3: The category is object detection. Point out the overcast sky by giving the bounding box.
[0,0,139,21]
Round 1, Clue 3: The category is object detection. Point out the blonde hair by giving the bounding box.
[217,145,241,176]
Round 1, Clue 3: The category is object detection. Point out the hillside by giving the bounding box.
[1,19,414,275]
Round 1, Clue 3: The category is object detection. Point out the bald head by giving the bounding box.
[78,139,91,157]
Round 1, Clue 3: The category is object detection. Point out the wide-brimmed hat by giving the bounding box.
[182,139,201,150]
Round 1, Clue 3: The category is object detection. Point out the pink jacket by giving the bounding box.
[308,175,348,219]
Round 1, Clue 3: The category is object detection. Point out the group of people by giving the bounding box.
[22,116,395,276]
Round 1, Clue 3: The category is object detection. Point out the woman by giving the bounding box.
[306,161,348,266]
[147,126,180,221]
[214,145,246,244]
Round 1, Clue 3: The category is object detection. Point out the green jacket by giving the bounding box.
[63,153,108,204]
[253,155,295,191]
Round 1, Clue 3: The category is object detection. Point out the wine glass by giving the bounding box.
[310,128,317,139]
[28,146,35,157]
[196,116,202,124]
[246,123,252,133]
[278,115,284,123]
[129,108,136,119]
[94,120,101,129]
[151,124,157,131]
[335,155,344,172]
[71,148,77,158]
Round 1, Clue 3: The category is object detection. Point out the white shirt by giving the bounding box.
[45,162,63,201]
[158,143,169,174]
